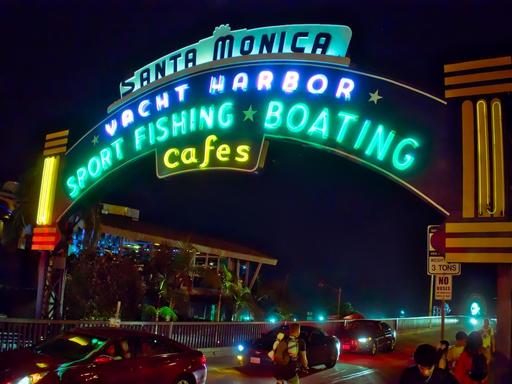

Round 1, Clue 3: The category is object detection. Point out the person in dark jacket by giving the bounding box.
[400,344,459,384]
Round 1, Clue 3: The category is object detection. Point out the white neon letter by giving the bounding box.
[174,84,189,102]
[105,119,118,136]
[232,72,249,92]
[336,78,355,101]
[156,92,170,111]
[257,70,274,91]
[209,75,225,95]
[282,71,299,93]
[306,74,328,94]
[121,109,135,128]
[138,99,151,117]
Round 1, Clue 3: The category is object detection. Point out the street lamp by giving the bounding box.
[470,302,481,316]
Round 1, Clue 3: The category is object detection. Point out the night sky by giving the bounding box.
[1,1,509,317]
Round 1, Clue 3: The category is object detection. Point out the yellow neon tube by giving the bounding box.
[491,99,505,216]
[476,100,490,217]
[36,156,60,225]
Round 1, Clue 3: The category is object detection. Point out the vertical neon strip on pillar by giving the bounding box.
[476,100,490,217]
[461,100,475,218]
[36,156,60,225]
[491,99,505,216]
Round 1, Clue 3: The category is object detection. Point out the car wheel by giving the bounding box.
[175,376,194,384]
[324,345,338,368]
[369,341,377,356]
[325,358,337,369]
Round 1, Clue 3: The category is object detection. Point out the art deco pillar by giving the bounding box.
[443,56,512,360]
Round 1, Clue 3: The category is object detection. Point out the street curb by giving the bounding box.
[200,347,234,357]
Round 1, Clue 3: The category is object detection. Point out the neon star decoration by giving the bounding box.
[368,90,383,104]
[243,105,257,122]
[91,135,99,146]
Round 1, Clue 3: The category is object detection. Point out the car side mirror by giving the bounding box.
[94,355,114,364]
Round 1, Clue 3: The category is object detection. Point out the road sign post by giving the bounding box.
[435,275,452,340]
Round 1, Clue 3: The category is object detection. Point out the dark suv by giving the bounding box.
[337,320,396,355]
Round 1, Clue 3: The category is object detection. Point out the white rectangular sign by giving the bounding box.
[428,256,461,275]
[435,275,452,300]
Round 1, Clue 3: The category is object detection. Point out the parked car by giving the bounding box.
[0,327,207,384]
[337,319,396,355]
[237,324,340,369]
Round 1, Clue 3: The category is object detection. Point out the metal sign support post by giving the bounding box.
[429,275,434,316]
[441,299,445,340]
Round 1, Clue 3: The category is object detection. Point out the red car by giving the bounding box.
[0,327,207,384]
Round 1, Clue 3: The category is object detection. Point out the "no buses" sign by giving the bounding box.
[435,275,452,300]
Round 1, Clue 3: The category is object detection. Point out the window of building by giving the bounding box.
[194,256,206,266]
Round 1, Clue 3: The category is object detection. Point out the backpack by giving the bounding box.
[468,353,488,381]
[273,336,291,365]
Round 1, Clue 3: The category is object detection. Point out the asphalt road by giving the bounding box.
[206,323,464,384]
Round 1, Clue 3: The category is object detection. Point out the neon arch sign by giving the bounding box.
[47,25,455,223]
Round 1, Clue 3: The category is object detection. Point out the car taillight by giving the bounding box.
[200,354,207,365]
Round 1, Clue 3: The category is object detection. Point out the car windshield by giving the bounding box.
[264,327,289,340]
[35,333,107,361]
[345,321,372,331]
[264,326,311,340]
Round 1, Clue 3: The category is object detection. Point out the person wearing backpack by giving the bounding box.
[454,331,488,383]
[270,323,309,384]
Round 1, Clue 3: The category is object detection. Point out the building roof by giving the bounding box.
[99,215,277,266]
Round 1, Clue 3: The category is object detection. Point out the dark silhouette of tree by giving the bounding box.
[64,251,145,320]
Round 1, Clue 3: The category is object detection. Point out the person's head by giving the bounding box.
[289,323,301,338]
[414,344,437,377]
[455,331,467,341]
[483,318,490,327]
[439,340,449,351]
[465,331,483,355]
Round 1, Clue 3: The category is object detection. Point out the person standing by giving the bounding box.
[454,331,488,384]
[271,323,309,384]
[437,340,450,370]
[479,319,495,364]
[399,344,458,383]
[447,331,467,371]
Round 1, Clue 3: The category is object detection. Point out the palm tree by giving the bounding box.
[146,240,198,319]
[227,278,252,321]
[203,264,254,321]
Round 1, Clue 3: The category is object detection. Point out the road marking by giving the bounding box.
[331,368,375,382]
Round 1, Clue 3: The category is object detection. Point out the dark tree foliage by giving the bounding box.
[64,251,145,320]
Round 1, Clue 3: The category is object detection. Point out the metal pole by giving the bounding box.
[35,251,48,319]
[441,299,445,340]
[428,275,434,316]
[337,288,341,319]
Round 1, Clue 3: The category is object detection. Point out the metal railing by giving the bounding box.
[0,316,469,353]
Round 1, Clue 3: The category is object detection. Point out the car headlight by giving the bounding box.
[237,344,244,352]
[357,337,371,343]
[16,372,49,384]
